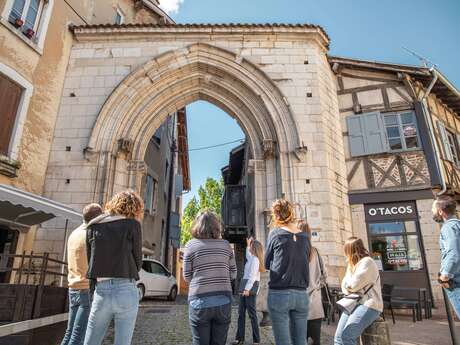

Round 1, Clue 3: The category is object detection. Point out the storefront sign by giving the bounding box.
[364,201,417,221]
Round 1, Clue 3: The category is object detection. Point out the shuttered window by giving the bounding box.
[347,112,388,157]
[436,120,460,164]
[0,74,23,156]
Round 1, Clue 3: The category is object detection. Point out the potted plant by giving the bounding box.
[24,28,34,39]
[14,18,24,28]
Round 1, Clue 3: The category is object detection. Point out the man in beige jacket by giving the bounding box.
[61,203,103,345]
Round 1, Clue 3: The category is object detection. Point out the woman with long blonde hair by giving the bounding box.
[265,199,310,345]
[334,237,383,345]
[232,237,265,345]
[84,190,144,345]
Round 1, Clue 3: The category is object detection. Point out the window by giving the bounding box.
[347,111,420,157]
[383,112,419,151]
[446,130,460,165]
[114,8,124,24]
[142,261,153,273]
[144,174,157,214]
[151,262,168,276]
[369,220,424,272]
[0,74,23,156]
[437,120,460,166]
[7,0,45,40]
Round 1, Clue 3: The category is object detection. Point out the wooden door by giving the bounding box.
[0,75,22,156]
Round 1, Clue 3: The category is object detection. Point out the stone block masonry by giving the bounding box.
[40,24,351,282]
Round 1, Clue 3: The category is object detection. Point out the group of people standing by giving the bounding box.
[183,198,383,345]
[61,189,460,345]
[61,190,144,345]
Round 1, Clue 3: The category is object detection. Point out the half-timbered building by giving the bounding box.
[330,55,460,307]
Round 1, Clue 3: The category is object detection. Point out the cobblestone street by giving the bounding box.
[103,297,333,345]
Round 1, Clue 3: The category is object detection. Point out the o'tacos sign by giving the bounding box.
[364,201,417,221]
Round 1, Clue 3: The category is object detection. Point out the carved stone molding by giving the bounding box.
[262,139,276,160]
[117,138,134,155]
[293,145,308,162]
[247,159,266,174]
[127,160,146,172]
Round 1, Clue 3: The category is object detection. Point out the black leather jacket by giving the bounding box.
[86,215,142,282]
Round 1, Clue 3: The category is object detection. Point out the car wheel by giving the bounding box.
[167,286,177,301]
[137,284,145,302]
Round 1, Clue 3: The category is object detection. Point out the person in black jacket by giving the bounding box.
[265,199,310,345]
[83,190,143,345]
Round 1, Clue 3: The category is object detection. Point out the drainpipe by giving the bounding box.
[418,69,446,195]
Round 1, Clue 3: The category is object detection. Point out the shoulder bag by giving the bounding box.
[336,276,378,314]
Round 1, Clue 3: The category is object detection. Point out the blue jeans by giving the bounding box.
[268,289,309,345]
[61,289,91,345]
[83,279,139,345]
[334,305,380,345]
[189,302,231,345]
[445,287,460,319]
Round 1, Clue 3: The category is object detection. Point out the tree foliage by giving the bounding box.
[180,177,224,244]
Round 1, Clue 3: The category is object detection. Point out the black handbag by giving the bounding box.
[239,279,259,295]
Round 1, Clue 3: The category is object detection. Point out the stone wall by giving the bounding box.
[41,25,352,281]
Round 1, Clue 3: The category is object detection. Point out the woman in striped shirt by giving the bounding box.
[183,211,237,345]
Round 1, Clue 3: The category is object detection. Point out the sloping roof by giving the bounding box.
[328,55,460,116]
[0,184,82,227]
[70,23,330,45]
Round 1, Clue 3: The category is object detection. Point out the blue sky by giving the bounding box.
[170,0,460,208]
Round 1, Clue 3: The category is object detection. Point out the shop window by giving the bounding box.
[144,174,158,214]
[369,220,424,272]
[347,111,420,157]
[0,74,23,156]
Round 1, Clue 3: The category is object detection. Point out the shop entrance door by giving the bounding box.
[0,227,19,283]
[364,202,432,298]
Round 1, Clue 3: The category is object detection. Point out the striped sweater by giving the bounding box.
[183,238,237,300]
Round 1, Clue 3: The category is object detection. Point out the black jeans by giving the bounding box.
[307,318,322,345]
[236,295,260,343]
[189,303,231,345]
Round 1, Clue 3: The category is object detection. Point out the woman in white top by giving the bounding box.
[232,238,264,345]
[334,237,383,345]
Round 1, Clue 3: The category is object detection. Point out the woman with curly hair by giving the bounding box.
[83,190,143,345]
[265,199,311,345]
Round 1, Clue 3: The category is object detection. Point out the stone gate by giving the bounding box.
[42,23,352,281]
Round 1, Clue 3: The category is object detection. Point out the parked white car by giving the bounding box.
[137,259,178,301]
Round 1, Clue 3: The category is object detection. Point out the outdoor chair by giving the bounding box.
[382,284,396,325]
[390,286,423,323]
[381,284,396,324]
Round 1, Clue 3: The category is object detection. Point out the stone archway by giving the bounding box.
[42,24,352,282]
[86,42,303,242]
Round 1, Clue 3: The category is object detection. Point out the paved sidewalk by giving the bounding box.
[102,296,460,345]
[323,314,460,345]
[102,297,333,345]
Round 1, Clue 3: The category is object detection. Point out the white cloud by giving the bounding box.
[159,0,184,14]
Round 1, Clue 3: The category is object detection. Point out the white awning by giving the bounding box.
[0,184,82,227]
